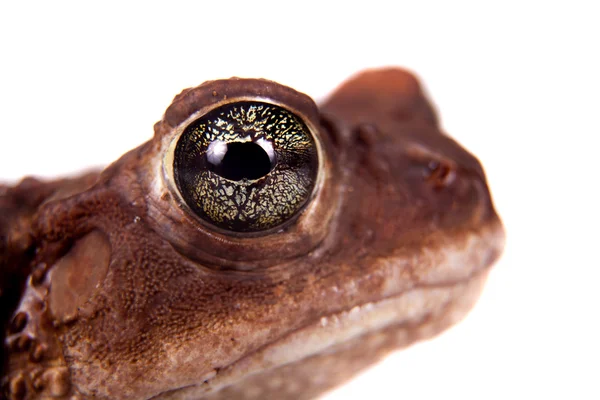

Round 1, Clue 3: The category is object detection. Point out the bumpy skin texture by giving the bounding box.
[0,69,504,400]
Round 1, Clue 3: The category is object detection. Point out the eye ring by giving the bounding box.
[163,97,323,235]
[147,78,336,265]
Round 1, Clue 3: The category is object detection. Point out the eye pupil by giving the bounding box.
[208,141,274,181]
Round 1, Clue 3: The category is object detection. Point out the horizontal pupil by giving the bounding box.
[207,141,273,181]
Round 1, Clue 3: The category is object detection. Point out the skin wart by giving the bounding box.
[0,68,504,400]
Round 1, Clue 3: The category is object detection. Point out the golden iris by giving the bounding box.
[173,101,319,233]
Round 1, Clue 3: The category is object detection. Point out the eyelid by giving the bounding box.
[139,78,337,266]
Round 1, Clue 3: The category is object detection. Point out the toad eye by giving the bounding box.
[172,101,319,233]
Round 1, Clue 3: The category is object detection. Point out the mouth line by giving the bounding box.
[153,220,504,399]
[223,269,489,368]
[159,269,493,400]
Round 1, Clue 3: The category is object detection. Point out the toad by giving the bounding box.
[0,68,504,399]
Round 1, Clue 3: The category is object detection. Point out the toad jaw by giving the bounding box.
[149,221,504,400]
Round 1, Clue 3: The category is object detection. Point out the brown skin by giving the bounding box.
[0,68,504,400]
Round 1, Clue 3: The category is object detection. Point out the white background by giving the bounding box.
[1,1,598,399]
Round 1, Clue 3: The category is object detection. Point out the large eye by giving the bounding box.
[172,101,319,233]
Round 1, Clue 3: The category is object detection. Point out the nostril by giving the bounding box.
[425,160,456,188]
